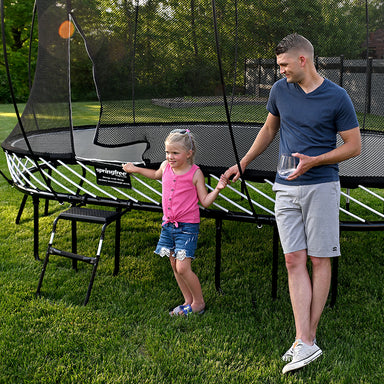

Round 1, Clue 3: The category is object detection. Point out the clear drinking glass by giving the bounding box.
[277,154,298,179]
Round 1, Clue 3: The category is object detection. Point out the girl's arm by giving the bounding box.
[122,160,166,180]
[194,169,227,208]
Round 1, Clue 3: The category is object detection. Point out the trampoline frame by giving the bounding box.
[2,0,384,307]
[5,147,384,307]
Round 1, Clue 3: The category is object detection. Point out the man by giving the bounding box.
[224,34,361,373]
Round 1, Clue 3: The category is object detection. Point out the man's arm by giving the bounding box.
[288,127,361,180]
[224,113,280,182]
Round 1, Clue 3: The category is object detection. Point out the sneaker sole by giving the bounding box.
[282,349,323,374]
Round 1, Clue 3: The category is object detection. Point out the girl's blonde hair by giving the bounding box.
[165,128,197,164]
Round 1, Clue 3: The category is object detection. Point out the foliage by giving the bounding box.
[0,0,37,102]
[315,0,367,57]
[1,0,383,103]
[368,0,384,30]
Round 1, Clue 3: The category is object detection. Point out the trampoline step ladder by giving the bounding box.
[36,206,127,305]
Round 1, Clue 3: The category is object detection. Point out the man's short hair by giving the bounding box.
[275,33,314,58]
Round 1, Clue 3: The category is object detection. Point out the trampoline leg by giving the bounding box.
[330,257,339,308]
[113,209,121,276]
[272,225,279,300]
[44,199,50,216]
[16,194,28,224]
[33,195,40,260]
[44,169,52,216]
[215,218,223,294]
[71,220,78,271]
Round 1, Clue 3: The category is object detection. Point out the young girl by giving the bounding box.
[122,128,227,316]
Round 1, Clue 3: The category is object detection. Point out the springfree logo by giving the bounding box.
[94,165,131,189]
[96,167,127,178]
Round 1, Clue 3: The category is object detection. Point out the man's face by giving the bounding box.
[276,51,304,83]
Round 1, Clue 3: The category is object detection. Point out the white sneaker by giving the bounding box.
[282,338,317,362]
[282,339,322,374]
[282,341,295,362]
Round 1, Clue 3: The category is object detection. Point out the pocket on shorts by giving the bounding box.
[179,223,199,235]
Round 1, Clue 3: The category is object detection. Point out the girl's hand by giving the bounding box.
[216,174,228,190]
[122,162,136,173]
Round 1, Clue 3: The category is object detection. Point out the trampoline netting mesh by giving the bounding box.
[1,0,384,189]
[2,0,384,308]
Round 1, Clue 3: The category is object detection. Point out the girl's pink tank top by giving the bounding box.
[162,163,200,226]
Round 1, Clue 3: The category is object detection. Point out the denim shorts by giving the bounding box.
[154,222,200,261]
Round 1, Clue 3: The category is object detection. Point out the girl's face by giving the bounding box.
[165,142,192,171]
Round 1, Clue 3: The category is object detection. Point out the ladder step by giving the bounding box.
[49,247,98,265]
[59,207,120,224]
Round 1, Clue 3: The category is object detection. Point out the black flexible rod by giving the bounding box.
[211,0,257,218]
[1,0,61,202]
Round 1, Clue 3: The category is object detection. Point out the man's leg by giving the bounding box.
[309,256,332,341]
[285,249,313,345]
[282,250,324,374]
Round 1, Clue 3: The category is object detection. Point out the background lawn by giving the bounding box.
[0,104,383,383]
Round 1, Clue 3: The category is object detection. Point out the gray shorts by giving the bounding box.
[272,181,341,258]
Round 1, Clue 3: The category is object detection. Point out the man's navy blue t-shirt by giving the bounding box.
[267,78,359,185]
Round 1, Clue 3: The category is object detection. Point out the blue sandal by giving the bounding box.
[169,305,185,316]
[169,304,206,316]
[180,304,205,316]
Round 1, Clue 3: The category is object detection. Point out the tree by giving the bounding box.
[368,0,384,30]
[0,0,36,102]
[0,0,378,103]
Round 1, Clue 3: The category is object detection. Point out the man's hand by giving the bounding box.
[286,153,314,180]
[224,164,243,183]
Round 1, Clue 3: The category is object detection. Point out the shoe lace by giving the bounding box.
[293,339,304,354]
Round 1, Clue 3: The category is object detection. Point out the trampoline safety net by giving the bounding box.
[2,0,384,188]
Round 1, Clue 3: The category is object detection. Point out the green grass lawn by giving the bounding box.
[0,103,383,383]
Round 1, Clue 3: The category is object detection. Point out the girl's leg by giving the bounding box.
[175,258,205,313]
[169,254,193,305]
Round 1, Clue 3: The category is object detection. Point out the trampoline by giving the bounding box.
[2,0,384,304]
